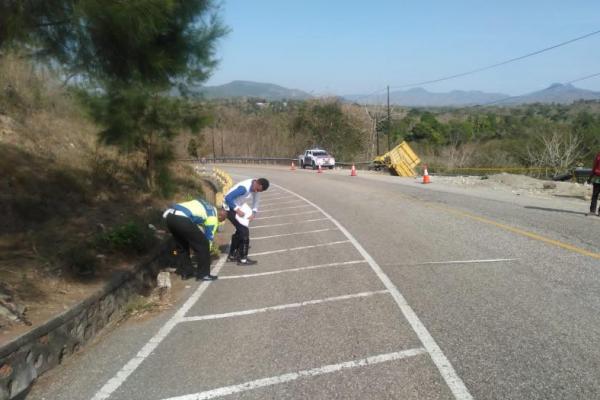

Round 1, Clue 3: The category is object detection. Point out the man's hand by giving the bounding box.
[248,214,255,222]
[235,208,245,217]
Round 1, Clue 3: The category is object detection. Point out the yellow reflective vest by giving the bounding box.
[172,199,219,243]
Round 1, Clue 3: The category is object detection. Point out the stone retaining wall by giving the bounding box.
[0,252,162,400]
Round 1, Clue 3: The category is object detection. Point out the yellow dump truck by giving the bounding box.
[372,141,421,176]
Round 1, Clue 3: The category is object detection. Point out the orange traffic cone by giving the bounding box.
[317,164,323,174]
[291,161,296,171]
[350,164,357,176]
[422,164,431,184]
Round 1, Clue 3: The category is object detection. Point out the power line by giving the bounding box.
[567,72,600,84]
[387,29,600,91]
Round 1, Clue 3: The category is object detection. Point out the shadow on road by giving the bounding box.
[524,206,586,216]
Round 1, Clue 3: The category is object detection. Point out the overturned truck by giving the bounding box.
[371,141,421,176]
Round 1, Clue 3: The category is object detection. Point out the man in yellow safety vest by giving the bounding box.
[163,198,227,281]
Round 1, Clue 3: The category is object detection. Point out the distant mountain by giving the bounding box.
[499,83,600,105]
[198,80,312,100]
[345,87,508,107]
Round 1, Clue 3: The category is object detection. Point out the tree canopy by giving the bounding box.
[1,0,228,88]
[1,0,228,192]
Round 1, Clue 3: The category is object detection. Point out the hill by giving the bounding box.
[198,80,313,100]
[347,88,508,107]
[499,83,600,105]
[345,84,600,107]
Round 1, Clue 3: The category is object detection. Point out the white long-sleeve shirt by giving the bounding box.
[223,179,260,213]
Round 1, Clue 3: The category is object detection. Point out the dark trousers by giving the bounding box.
[591,183,600,213]
[227,209,250,258]
[166,213,211,277]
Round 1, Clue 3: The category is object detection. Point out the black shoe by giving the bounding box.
[198,274,218,281]
[180,271,194,280]
[237,258,257,266]
[227,255,239,262]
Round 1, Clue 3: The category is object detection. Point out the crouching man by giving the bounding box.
[163,198,227,281]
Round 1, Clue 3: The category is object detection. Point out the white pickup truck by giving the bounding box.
[298,149,336,169]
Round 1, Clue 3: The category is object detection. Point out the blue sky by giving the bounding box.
[205,1,600,97]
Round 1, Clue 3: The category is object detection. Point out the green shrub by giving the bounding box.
[96,221,156,254]
[64,246,98,277]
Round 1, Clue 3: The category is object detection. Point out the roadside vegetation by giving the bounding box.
[193,97,600,176]
[0,1,227,338]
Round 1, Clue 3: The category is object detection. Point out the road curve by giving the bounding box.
[30,165,600,400]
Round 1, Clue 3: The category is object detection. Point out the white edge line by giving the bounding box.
[253,228,336,240]
[90,256,228,400]
[419,258,519,265]
[181,290,389,322]
[220,260,367,280]
[159,348,427,400]
[274,184,474,400]
[252,218,329,229]
[249,240,350,257]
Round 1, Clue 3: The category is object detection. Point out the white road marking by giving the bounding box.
[158,348,427,400]
[258,195,288,201]
[90,256,228,400]
[220,260,367,280]
[253,210,321,220]
[275,184,474,400]
[260,200,305,208]
[251,218,329,229]
[385,258,519,266]
[249,240,350,257]
[181,290,389,322]
[253,228,336,240]
[259,204,313,213]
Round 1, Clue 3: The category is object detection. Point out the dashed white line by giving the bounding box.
[220,260,367,280]
[259,204,313,213]
[253,228,336,240]
[260,200,305,208]
[275,184,474,400]
[252,218,329,229]
[258,195,288,201]
[158,348,427,400]
[91,256,228,400]
[253,210,321,220]
[385,258,520,266]
[249,240,350,257]
[181,290,389,322]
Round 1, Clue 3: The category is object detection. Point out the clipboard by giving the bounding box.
[235,203,253,227]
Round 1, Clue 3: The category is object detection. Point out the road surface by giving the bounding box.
[30,165,600,400]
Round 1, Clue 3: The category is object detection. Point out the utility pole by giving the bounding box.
[375,115,380,156]
[387,85,391,152]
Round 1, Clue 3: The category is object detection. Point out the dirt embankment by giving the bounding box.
[0,56,211,344]
[435,172,592,201]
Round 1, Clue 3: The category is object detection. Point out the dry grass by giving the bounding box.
[0,53,210,341]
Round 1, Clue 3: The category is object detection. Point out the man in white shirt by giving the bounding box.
[223,178,270,265]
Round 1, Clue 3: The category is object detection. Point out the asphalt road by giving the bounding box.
[29,165,600,400]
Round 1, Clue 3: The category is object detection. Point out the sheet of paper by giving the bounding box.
[235,203,253,227]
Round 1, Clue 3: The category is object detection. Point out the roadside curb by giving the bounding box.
[0,251,162,400]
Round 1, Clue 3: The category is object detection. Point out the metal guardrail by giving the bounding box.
[184,157,593,182]
[182,157,372,168]
[194,165,234,207]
